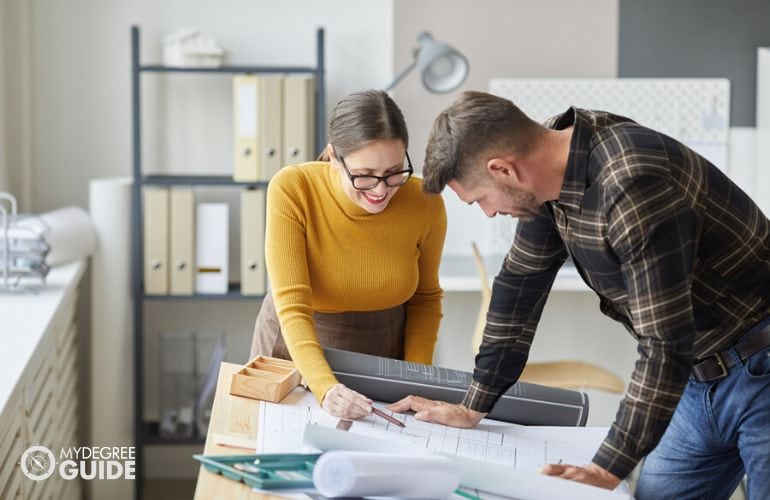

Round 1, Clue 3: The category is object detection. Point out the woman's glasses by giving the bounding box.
[332,145,413,191]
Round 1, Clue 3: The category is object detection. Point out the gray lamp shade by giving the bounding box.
[384,32,469,94]
[415,32,469,94]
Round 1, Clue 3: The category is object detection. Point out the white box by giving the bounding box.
[195,203,229,294]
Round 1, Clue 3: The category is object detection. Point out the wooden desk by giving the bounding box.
[195,365,633,499]
[194,362,284,499]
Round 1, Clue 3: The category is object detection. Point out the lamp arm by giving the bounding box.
[383,59,418,92]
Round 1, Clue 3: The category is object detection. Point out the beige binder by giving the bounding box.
[240,189,266,295]
[283,75,316,164]
[169,188,195,295]
[258,76,284,180]
[233,75,283,182]
[143,187,169,294]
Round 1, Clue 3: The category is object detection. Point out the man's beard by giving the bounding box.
[502,183,540,221]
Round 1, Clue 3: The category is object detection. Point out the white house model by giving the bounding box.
[162,29,227,67]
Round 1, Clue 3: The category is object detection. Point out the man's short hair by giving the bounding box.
[422,91,541,193]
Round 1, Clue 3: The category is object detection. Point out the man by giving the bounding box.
[389,91,770,498]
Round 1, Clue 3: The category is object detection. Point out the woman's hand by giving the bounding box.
[321,383,373,419]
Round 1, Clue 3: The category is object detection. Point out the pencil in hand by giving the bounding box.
[371,407,406,428]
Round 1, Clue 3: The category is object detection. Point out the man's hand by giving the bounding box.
[321,383,372,419]
[387,395,486,428]
[539,462,621,490]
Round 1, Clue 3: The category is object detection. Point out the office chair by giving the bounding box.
[470,242,625,393]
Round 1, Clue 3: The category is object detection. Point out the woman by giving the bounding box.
[250,89,447,419]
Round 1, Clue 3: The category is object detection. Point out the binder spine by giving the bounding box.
[240,189,266,295]
[143,187,169,294]
[169,189,195,295]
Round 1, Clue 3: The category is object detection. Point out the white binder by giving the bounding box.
[283,75,316,164]
[240,189,266,296]
[169,188,195,295]
[143,187,169,294]
[233,75,283,181]
[195,203,229,294]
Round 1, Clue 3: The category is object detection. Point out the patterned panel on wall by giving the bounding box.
[490,78,730,170]
[486,78,731,254]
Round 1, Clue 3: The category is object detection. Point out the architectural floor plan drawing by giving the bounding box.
[255,388,631,499]
[256,388,605,473]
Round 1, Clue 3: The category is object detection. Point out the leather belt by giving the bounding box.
[692,323,770,382]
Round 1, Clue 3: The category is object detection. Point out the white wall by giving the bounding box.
[1,0,31,202]
[3,0,394,212]
[393,0,619,170]
[0,1,6,194]
[393,0,619,257]
[756,48,770,218]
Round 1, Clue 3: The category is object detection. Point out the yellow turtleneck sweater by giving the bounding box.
[265,162,447,403]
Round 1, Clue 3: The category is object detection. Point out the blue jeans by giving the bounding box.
[636,318,770,499]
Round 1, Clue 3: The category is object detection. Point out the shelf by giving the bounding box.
[141,422,206,445]
[439,255,591,293]
[141,174,269,188]
[144,283,265,301]
[130,24,325,496]
[140,64,316,75]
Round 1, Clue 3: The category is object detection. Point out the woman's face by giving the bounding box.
[330,139,410,214]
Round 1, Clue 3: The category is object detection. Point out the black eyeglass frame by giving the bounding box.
[332,145,414,191]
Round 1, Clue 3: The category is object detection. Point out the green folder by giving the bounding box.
[194,453,321,489]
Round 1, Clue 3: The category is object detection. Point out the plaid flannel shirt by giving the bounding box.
[461,107,770,479]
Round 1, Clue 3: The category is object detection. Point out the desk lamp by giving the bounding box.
[385,32,469,93]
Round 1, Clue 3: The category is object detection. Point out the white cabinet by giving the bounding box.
[0,261,85,499]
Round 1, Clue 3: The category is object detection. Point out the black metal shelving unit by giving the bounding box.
[129,25,325,498]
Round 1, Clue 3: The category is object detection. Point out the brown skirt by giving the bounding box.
[249,292,406,361]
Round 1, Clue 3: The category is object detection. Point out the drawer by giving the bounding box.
[0,469,22,500]
[25,365,56,440]
[0,408,23,495]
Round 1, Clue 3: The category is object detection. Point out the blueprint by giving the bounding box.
[324,348,590,426]
[255,388,630,499]
[256,388,605,473]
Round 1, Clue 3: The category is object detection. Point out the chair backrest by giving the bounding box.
[470,242,491,354]
[468,242,626,394]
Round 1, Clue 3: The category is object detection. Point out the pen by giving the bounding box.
[371,407,406,428]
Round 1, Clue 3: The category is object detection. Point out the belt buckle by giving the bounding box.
[707,352,728,380]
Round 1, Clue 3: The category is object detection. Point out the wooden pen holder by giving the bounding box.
[229,356,301,403]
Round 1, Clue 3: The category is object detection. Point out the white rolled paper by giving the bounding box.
[313,451,459,498]
[88,177,134,500]
[37,206,97,266]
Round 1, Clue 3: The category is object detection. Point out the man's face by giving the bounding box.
[448,177,541,221]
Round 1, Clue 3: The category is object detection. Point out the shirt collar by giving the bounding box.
[550,107,592,213]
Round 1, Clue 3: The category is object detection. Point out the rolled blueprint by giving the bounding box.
[324,347,590,426]
[312,451,459,498]
[37,206,97,266]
